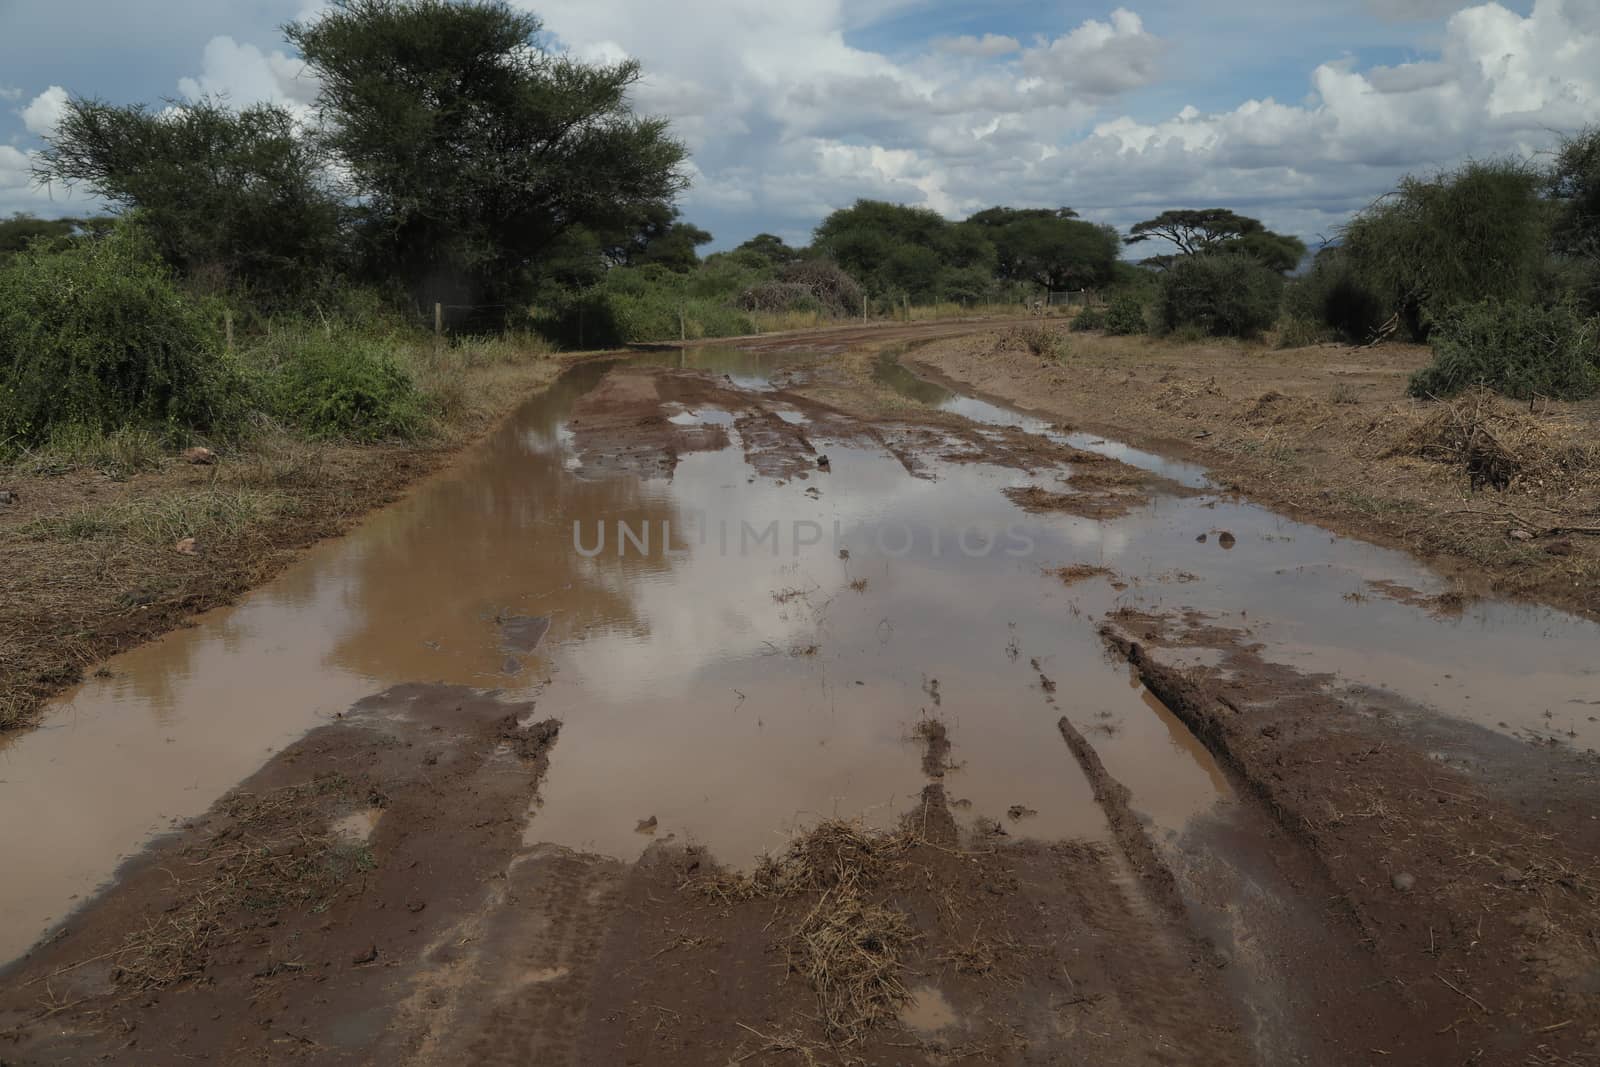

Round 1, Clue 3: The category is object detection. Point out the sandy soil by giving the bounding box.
[904,325,1600,621]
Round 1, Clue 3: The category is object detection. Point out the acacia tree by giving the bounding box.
[1125,208,1260,256]
[34,98,344,304]
[286,0,688,313]
[1340,159,1549,340]
[814,200,996,301]
[596,203,711,272]
[966,208,1118,290]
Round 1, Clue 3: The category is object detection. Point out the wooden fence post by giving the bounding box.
[433,302,443,350]
[224,311,234,353]
[679,307,686,343]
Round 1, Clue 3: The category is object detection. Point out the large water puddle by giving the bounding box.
[875,351,1600,747]
[1,347,1595,965]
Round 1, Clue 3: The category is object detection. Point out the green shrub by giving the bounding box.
[1284,251,1388,343]
[1157,253,1283,338]
[1071,307,1106,331]
[253,327,427,440]
[546,266,757,347]
[1409,300,1599,401]
[1103,294,1147,335]
[1341,159,1549,341]
[0,224,242,447]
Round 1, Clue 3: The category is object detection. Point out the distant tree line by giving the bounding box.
[3,0,1595,451]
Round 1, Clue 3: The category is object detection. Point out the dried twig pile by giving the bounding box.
[697,821,919,1041]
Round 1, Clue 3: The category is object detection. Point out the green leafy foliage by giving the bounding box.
[0,225,241,447]
[1284,248,1389,343]
[286,0,687,315]
[253,327,428,441]
[1157,253,1284,338]
[966,206,1119,291]
[1409,300,1599,401]
[0,213,110,256]
[1125,209,1304,273]
[814,200,998,303]
[1103,294,1147,335]
[1550,125,1600,313]
[1071,307,1107,331]
[545,265,755,347]
[36,98,344,308]
[1340,159,1550,340]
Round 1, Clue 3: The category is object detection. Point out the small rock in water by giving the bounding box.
[635,815,658,835]
[1391,872,1416,892]
[1195,533,1208,543]
[816,454,831,470]
[1217,531,1237,549]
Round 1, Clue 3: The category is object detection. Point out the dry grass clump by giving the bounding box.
[997,325,1067,361]
[1380,387,1600,492]
[696,821,920,1041]
[113,775,373,988]
[1237,390,1331,428]
[1152,377,1220,414]
[20,488,287,545]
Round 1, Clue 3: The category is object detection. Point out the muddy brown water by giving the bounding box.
[2,346,1597,968]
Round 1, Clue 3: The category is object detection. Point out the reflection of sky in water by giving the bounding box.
[869,353,1600,747]
[4,346,1598,967]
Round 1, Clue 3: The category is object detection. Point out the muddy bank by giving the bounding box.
[0,354,571,733]
[0,683,560,1063]
[904,328,1600,621]
[571,789,1250,1066]
[1101,608,1600,1063]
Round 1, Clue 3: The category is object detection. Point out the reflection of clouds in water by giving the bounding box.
[555,446,1105,705]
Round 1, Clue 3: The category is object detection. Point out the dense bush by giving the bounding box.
[1409,300,1599,401]
[254,328,427,441]
[1156,254,1284,338]
[1070,307,1106,331]
[738,259,864,317]
[0,225,241,447]
[1284,251,1388,343]
[548,266,757,347]
[1341,159,1549,341]
[1103,294,1147,335]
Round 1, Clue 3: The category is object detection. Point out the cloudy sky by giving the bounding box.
[2,0,1597,251]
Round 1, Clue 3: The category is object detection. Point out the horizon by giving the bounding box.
[1,0,1595,254]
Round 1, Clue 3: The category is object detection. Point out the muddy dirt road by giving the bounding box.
[1,335,1596,1064]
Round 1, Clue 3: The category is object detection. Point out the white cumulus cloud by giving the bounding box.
[527,0,1600,248]
[19,86,70,137]
[176,36,319,118]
